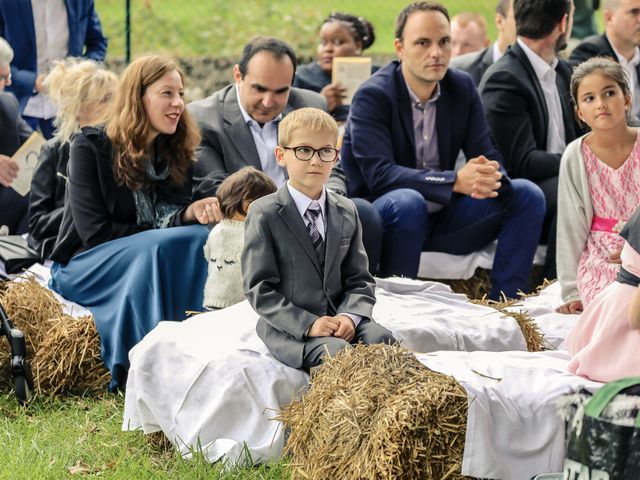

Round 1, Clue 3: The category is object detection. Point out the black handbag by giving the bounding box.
[563,377,640,479]
[0,236,41,274]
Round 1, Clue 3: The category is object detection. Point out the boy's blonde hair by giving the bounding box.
[278,107,339,147]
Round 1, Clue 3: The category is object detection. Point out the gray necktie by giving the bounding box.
[304,201,324,264]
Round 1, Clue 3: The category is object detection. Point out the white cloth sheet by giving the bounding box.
[418,350,602,480]
[418,241,547,279]
[8,262,585,476]
[123,277,537,464]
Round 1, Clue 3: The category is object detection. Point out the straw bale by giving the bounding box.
[437,268,493,301]
[278,344,469,480]
[471,297,544,352]
[33,314,109,395]
[432,266,547,302]
[0,276,109,395]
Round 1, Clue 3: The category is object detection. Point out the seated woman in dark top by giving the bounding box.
[28,59,117,259]
[293,12,376,122]
[49,55,217,391]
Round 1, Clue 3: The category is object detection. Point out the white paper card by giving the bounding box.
[11,131,46,196]
[332,57,372,105]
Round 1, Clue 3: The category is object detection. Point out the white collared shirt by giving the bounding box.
[517,38,566,154]
[236,85,286,187]
[287,182,327,240]
[608,36,640,120]
[287,181,361,328]
[23,0,68,119]
[492,41,504,63]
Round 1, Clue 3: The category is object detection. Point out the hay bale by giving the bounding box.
[278,344,469,480]
[0,276,109,395]
[32,315,109,395]
[438,268,493,301]
[0,275,64,355]
[432,266,547,302]
[471,297,545,352]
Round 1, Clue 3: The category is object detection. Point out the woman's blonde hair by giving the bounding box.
[45,58,118,144]
[105,55,201,190]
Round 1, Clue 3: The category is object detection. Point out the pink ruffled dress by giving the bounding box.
[566,241,640,383]
[576,134,640,306]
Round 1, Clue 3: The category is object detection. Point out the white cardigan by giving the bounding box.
[556,134,593,303]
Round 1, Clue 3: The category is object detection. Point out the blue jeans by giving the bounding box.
[372,179,546,299]
[352,197,382,274]
[23,116,55,140]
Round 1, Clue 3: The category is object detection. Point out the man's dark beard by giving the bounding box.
[555,33,568,54]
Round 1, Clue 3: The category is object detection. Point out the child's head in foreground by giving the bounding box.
[570,56,632,130]
[216,166,277,220]
[275,108,340,199]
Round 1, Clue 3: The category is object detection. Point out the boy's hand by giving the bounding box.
[333,315,355,342]
[308,316,340,337]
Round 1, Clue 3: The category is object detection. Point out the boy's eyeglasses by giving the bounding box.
[282,146,339,162]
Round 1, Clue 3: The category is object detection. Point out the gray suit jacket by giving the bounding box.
[0,92,32,156]
[450,46,493,87]
[189,84,348,198]
[242,185,376,368]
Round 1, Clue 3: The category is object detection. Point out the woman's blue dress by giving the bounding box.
[50,224,209,391]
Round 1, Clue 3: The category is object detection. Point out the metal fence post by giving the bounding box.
[125,0,131,64]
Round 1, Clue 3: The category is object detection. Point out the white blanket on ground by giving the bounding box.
[122,277,550,464]
[418,350,602,480]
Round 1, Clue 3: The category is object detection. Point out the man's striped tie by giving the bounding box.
[304,201,324,264]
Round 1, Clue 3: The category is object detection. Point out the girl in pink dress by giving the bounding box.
[566,205,640,382]
[556,57,640,314]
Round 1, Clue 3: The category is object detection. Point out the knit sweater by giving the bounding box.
[557,133,594,303]
[203,219,245,309]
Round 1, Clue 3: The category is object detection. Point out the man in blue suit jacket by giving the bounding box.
[0,0,107,135]
[341,1,546,300]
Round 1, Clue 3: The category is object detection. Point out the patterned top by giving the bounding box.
[577,132,640,305]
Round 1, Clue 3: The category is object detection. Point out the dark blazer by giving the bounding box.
[450,46,494,87]
[188,84,348,198]
[0,0,108,111]
[0,91,31,155]
[242,185,376,368]
[568,33,628,68]
[341,60,508,204]
[569,33,640,125]
[479,42,578,182]
[51,127,192,264]
[27,138,69,259]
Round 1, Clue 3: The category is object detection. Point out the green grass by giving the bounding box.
[0,387,290,479]
[95,0,501,59]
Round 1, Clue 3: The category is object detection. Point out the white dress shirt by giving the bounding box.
[517,38,566,155]
[23,0,68,119]
[236,86,287,187]
[609,37,640,120]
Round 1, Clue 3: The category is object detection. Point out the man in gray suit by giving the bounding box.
[242,108,394,369]
[190,36,383,272]
[0,37,32,234]
[450,0,517,86]
[190,36,341,199]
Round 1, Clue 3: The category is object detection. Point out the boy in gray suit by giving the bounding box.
[242,108,395,369]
